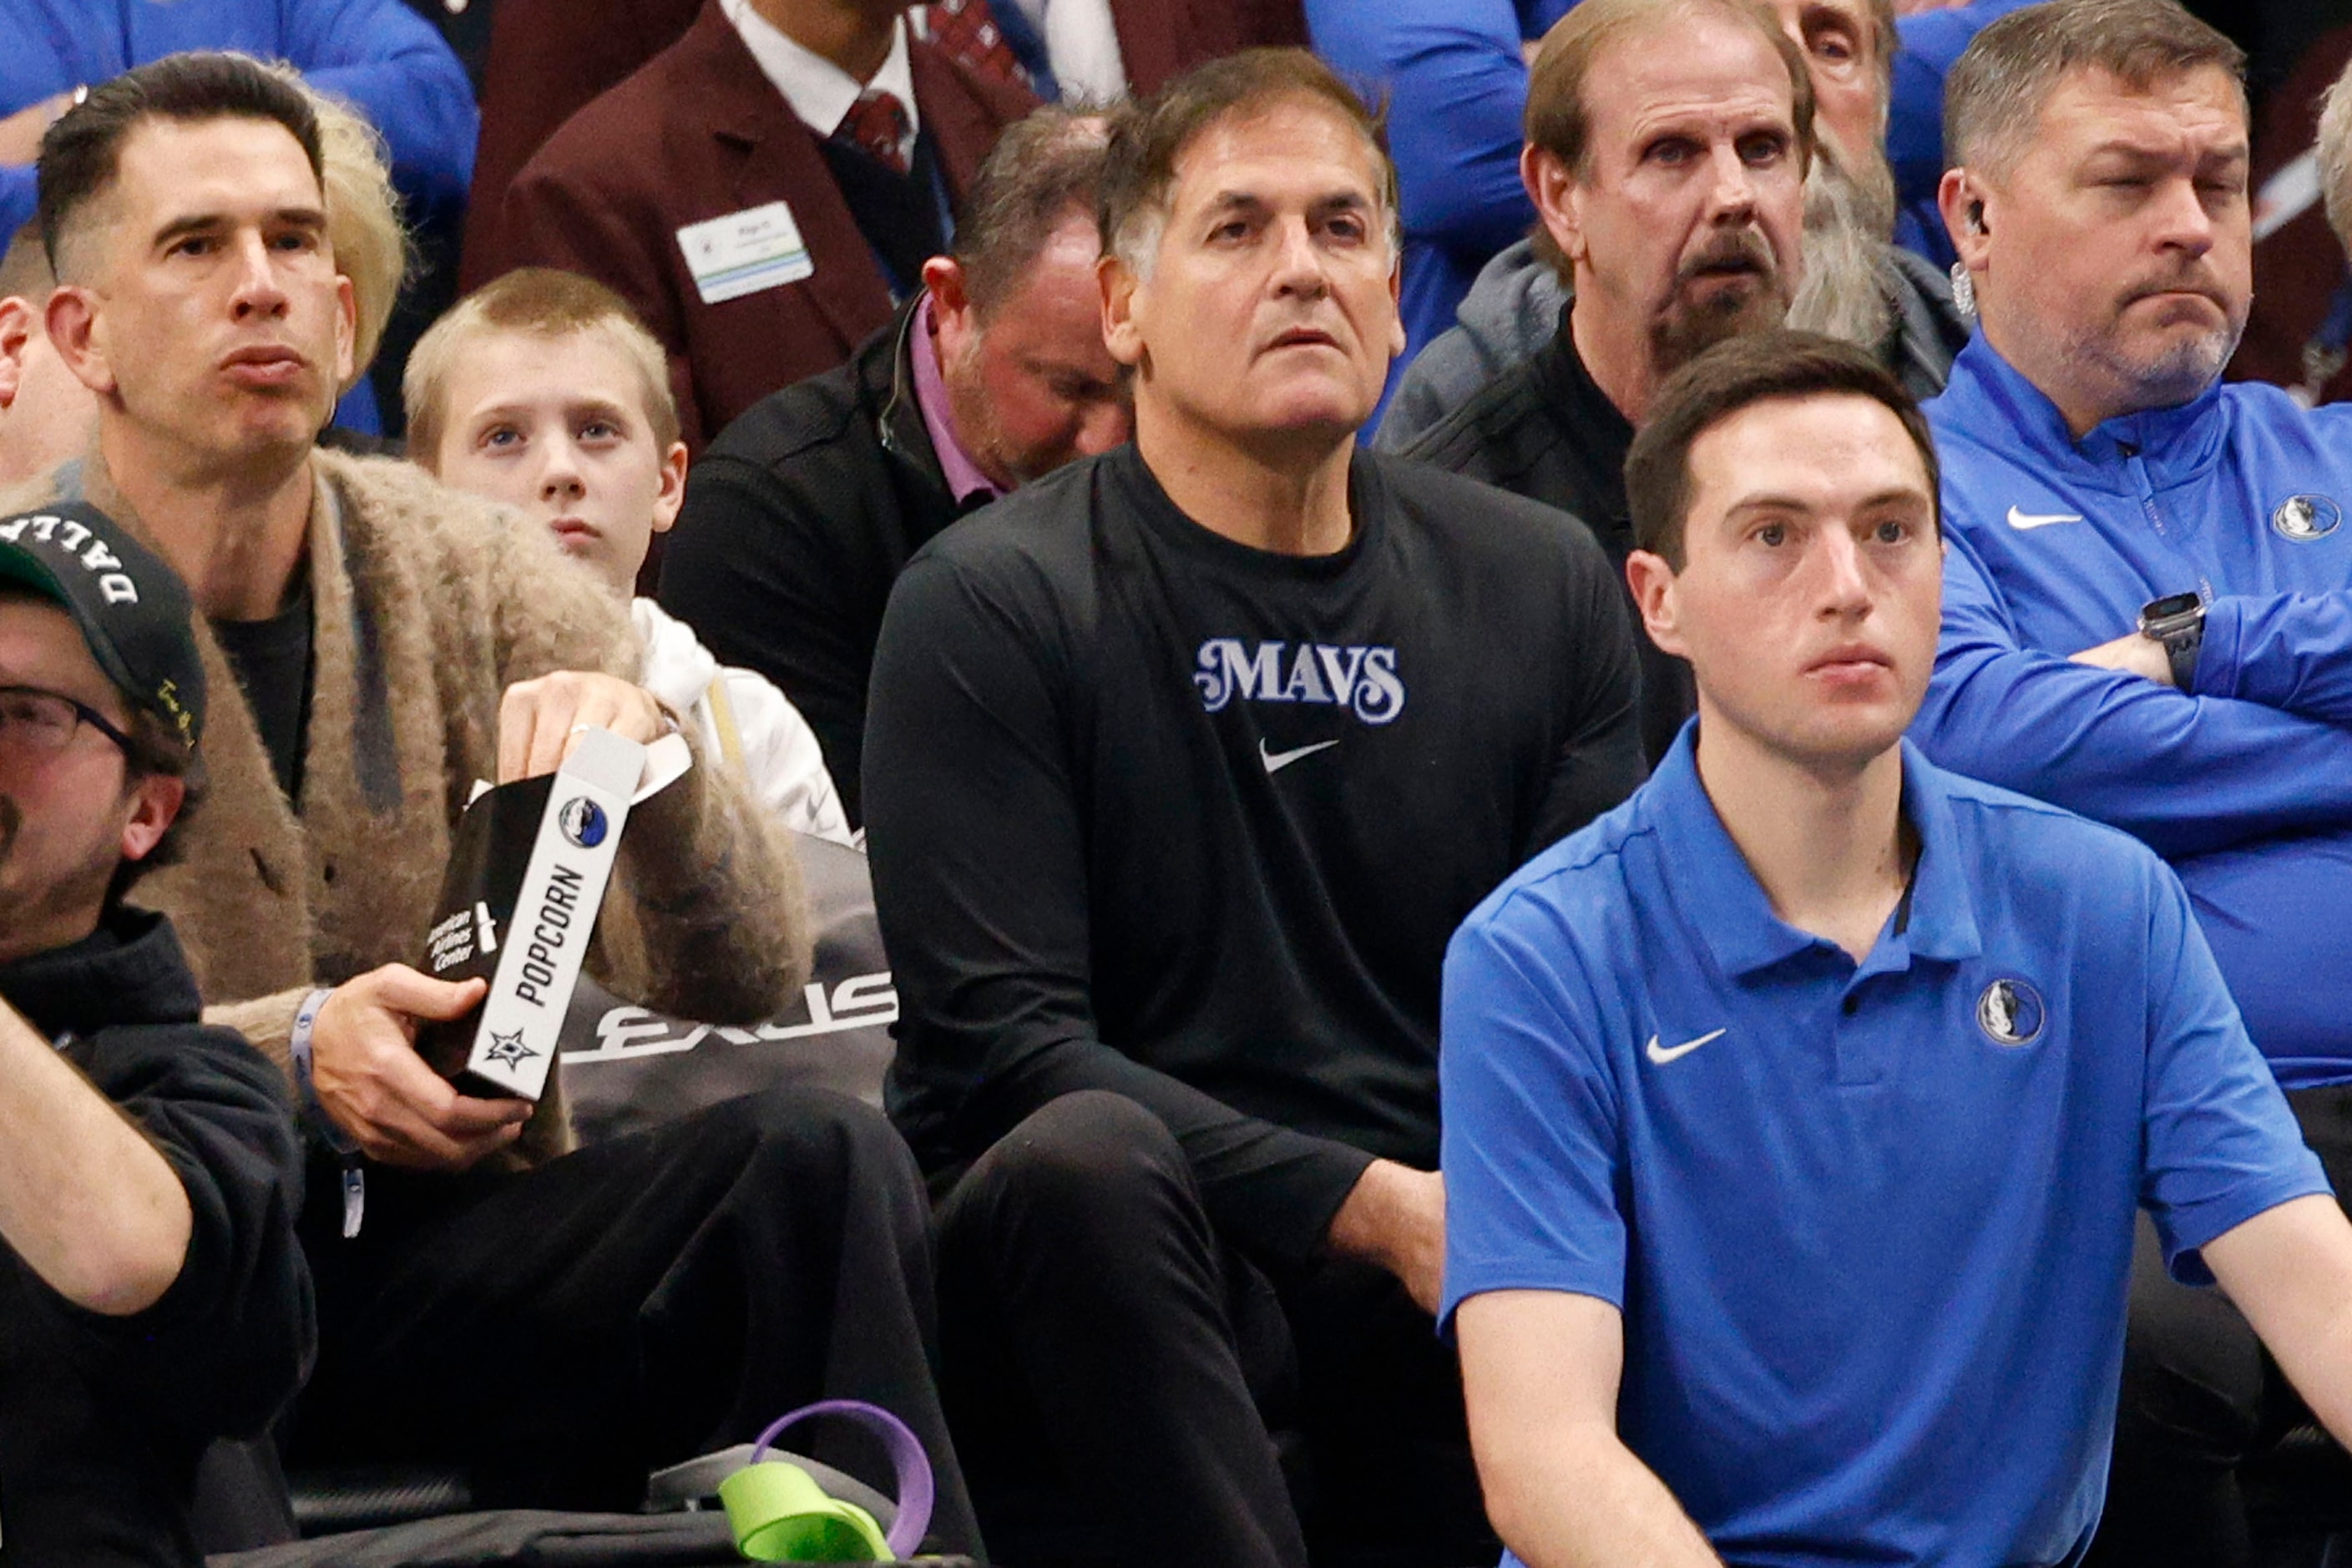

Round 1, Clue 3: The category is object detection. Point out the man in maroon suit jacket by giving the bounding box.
[459,0,1304,301]
[490,0,1034,452]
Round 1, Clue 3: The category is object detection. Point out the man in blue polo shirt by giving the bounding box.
[1441,329,2352,1568]
[1912,3,2352,1559]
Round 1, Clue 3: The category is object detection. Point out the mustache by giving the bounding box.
[1677,228,1777,284]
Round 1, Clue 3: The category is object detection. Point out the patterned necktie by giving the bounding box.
[838,88,913,177]
[918,0,1031,89]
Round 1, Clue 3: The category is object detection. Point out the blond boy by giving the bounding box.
[407,268,852,845]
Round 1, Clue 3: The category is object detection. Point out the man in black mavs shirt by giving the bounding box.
[865,50,1644,1568]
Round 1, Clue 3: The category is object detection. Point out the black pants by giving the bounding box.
[286,1083,980,1555]
[933,1090,1494,1568]
[2086,1082,2352,1568]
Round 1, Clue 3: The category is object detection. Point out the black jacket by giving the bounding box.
[1399,312,1696,765]
[1394,273,1971,756]
[0,908,312,1567]
[658,294,989,824]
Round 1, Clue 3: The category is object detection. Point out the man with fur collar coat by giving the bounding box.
[11,54,977,1541]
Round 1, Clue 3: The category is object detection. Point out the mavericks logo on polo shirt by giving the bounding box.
[1976,979,2046,1047]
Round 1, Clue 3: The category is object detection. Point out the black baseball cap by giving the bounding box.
[0,501,205,751]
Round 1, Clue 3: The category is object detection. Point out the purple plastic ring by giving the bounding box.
[749,1399,934,1559]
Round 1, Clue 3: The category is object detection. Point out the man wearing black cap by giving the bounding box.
[0,499,311,1565]
[6,51,978,1536]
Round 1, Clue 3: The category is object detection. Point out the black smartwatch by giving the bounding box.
[2138,591,2204,692]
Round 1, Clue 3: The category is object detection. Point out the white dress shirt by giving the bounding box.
[722,0,921,154]
[1004,0,1126,103]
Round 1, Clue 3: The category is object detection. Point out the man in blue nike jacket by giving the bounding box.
[1914,3,2352,1563]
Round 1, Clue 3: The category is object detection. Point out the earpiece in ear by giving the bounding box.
[1967,201,1987,235]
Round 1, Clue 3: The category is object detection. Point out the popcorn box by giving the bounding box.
[417,726,685,1100]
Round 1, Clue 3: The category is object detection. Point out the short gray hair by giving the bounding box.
[1100,48,1401,278]
[2321,57,2352,253]
[953,105,1111,318]
[1944,0,2244,177]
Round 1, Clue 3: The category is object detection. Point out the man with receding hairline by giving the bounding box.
[865,46,1640,1568]
[1909,3,2352,1559]
[1397,0,1814,763]
[658,105,1129,822]
[1375,0,1970,462]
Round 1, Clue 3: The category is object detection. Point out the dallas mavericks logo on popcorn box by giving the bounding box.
[415,726,688,1101]
[559,796,609,848]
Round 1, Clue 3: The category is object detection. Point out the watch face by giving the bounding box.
[2145,592,2202,621]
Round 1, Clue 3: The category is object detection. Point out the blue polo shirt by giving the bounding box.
[1441,730,2326,1568]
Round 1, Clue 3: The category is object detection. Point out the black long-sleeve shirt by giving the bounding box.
[866,445,1643,1263]
[1399,308,1697,765]
[0,908,312,1567]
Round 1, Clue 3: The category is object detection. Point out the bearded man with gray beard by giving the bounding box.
[1381,0,1968,461]
[1401,0,1938,762]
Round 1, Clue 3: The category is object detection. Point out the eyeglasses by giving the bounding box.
[0,685,134,761]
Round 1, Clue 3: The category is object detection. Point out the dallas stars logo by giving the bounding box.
[483,1029,538,1069]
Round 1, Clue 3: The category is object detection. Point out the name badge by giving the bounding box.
[675,201,815,305]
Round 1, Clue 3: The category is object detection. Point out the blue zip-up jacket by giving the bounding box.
[0,0,477,240]
[1917,334,2352,1089]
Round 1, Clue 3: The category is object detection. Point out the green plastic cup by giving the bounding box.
[719,1459,892,1561]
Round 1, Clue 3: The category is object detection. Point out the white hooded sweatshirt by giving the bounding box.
[632,598,855,846]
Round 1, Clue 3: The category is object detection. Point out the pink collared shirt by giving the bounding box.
[909,296,1006,507]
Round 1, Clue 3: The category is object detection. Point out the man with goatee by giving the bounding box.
[1403,0,1863,761]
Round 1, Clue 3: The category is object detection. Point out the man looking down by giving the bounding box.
[657,105,1129,822]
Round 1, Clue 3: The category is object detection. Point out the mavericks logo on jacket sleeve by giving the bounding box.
[1192,639,1405,724]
